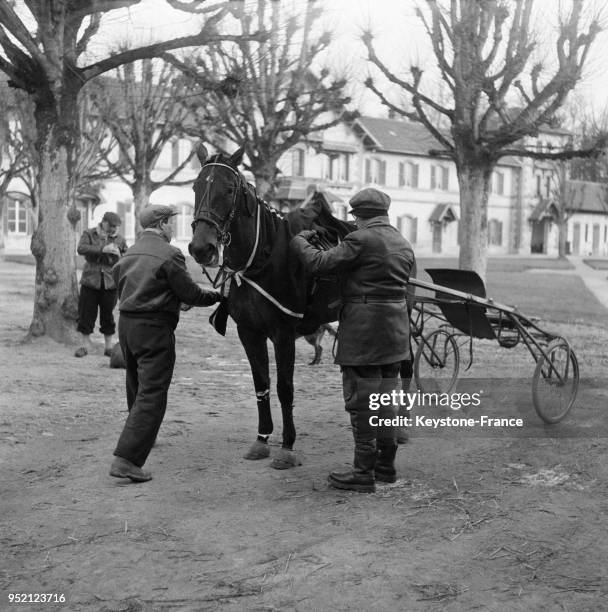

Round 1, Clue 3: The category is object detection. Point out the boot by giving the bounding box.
[328,440,376,493]
[375,440,398,483]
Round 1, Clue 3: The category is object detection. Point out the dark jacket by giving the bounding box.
[78,226,128,290]
[112,230,218,327]
[291,216,415,365]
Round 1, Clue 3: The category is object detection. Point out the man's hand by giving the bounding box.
[209,290,223,303]
[297,230,318,241]
[102,244,120,255]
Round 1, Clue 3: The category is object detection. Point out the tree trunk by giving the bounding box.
[456,162,492,280]
[29,100,80,343]
[132,179,152,235]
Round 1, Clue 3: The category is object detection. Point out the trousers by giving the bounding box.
[114,315,176,467]
[341,362,401,443]
[76,284,118,335]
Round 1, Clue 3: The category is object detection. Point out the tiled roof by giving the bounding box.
[565,180,608,214]
[354,116,442,156]
[353,116,521,167]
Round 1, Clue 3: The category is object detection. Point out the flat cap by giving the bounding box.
[102,211,122,226]
[348,187,391,217]
[139,205,178,229]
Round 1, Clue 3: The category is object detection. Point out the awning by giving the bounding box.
[529,199,558,221]
[321,141,359,153]
[275,178,311,201]
[429,203,458,223]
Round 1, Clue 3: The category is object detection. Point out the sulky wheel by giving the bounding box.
[414,328,460,394]
[532,339,580,423]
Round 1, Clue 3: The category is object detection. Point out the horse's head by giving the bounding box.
[189,144,258,267]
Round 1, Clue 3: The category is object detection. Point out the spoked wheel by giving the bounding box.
[414,328,460,393]
[532,339,580,423]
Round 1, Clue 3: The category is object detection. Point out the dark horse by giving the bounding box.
[188,144,352,469]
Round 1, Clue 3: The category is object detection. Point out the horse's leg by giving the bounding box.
[237,325,272,460]
[270,331,301,470]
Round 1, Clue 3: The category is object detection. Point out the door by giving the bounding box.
[592,224,600,255]
[572,222,580,255]
[432,222,442,253]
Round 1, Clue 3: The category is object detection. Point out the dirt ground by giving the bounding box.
[1,259,608,612]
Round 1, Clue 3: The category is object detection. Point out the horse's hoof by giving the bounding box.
[271,449,302,470]
[244,440,271,460]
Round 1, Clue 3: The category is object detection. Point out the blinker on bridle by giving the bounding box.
[192,162,249,246]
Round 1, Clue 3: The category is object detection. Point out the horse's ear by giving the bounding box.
[196,143,208,165]
[229,146,245,167]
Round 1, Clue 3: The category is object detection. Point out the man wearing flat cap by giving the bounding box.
[75,210,128,358]
[109,205,222,482]
[291,187,416,492]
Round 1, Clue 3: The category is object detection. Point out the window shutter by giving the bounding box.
[399,162,405,187]
[365,159,372,183]
[442,167,449,190]
[412,163,419,188]
[498,221,503,246]
[411,217,418,244]
[431,166,436,189]
[379,160,386,185]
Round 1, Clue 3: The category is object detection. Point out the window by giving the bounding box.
[585,224,589,241]
[191,145,201,170]
[171,203,192,240]
[7,198,29,234]
[399,161,419,188]
[488,218,503,246]
[605,226,607,243]
[397,214,417,244]
[171,140,180,169]
[431,165,449,190]
[332,203,348,221]
[327,153,350,183]
[536,175,542,197]
[364,158,386,185]
[116,201,134,238]
[292,149,305,177]
[494,171,504,195]
[545,175,551,198]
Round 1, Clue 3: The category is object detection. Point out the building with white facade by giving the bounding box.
[2,114,607,259]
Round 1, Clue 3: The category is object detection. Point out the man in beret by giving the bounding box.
[75,211,128,358]
[291,187,416,492]
[109,204,222,482]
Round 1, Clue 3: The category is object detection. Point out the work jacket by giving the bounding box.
[77,226,127,290]
[291,216,415,366]
[112,230,218,328]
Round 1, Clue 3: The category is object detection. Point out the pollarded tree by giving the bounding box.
[365,0,604,277]
[0,0,239,343]
[167,0,353,200]
[90,58,196,229]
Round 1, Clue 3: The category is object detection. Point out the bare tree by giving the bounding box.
[0,0,239,343]
[90,59,195,229]
[365,0,604,277]
[167,0,353,200]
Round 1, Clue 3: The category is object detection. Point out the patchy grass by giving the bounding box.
[583,258,608,270]
[415,256,608,327]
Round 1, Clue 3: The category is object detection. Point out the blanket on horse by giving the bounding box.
[210,192,355,335]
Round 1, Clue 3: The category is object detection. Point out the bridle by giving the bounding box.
[192,162,248,247]
[191,160,262,291]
